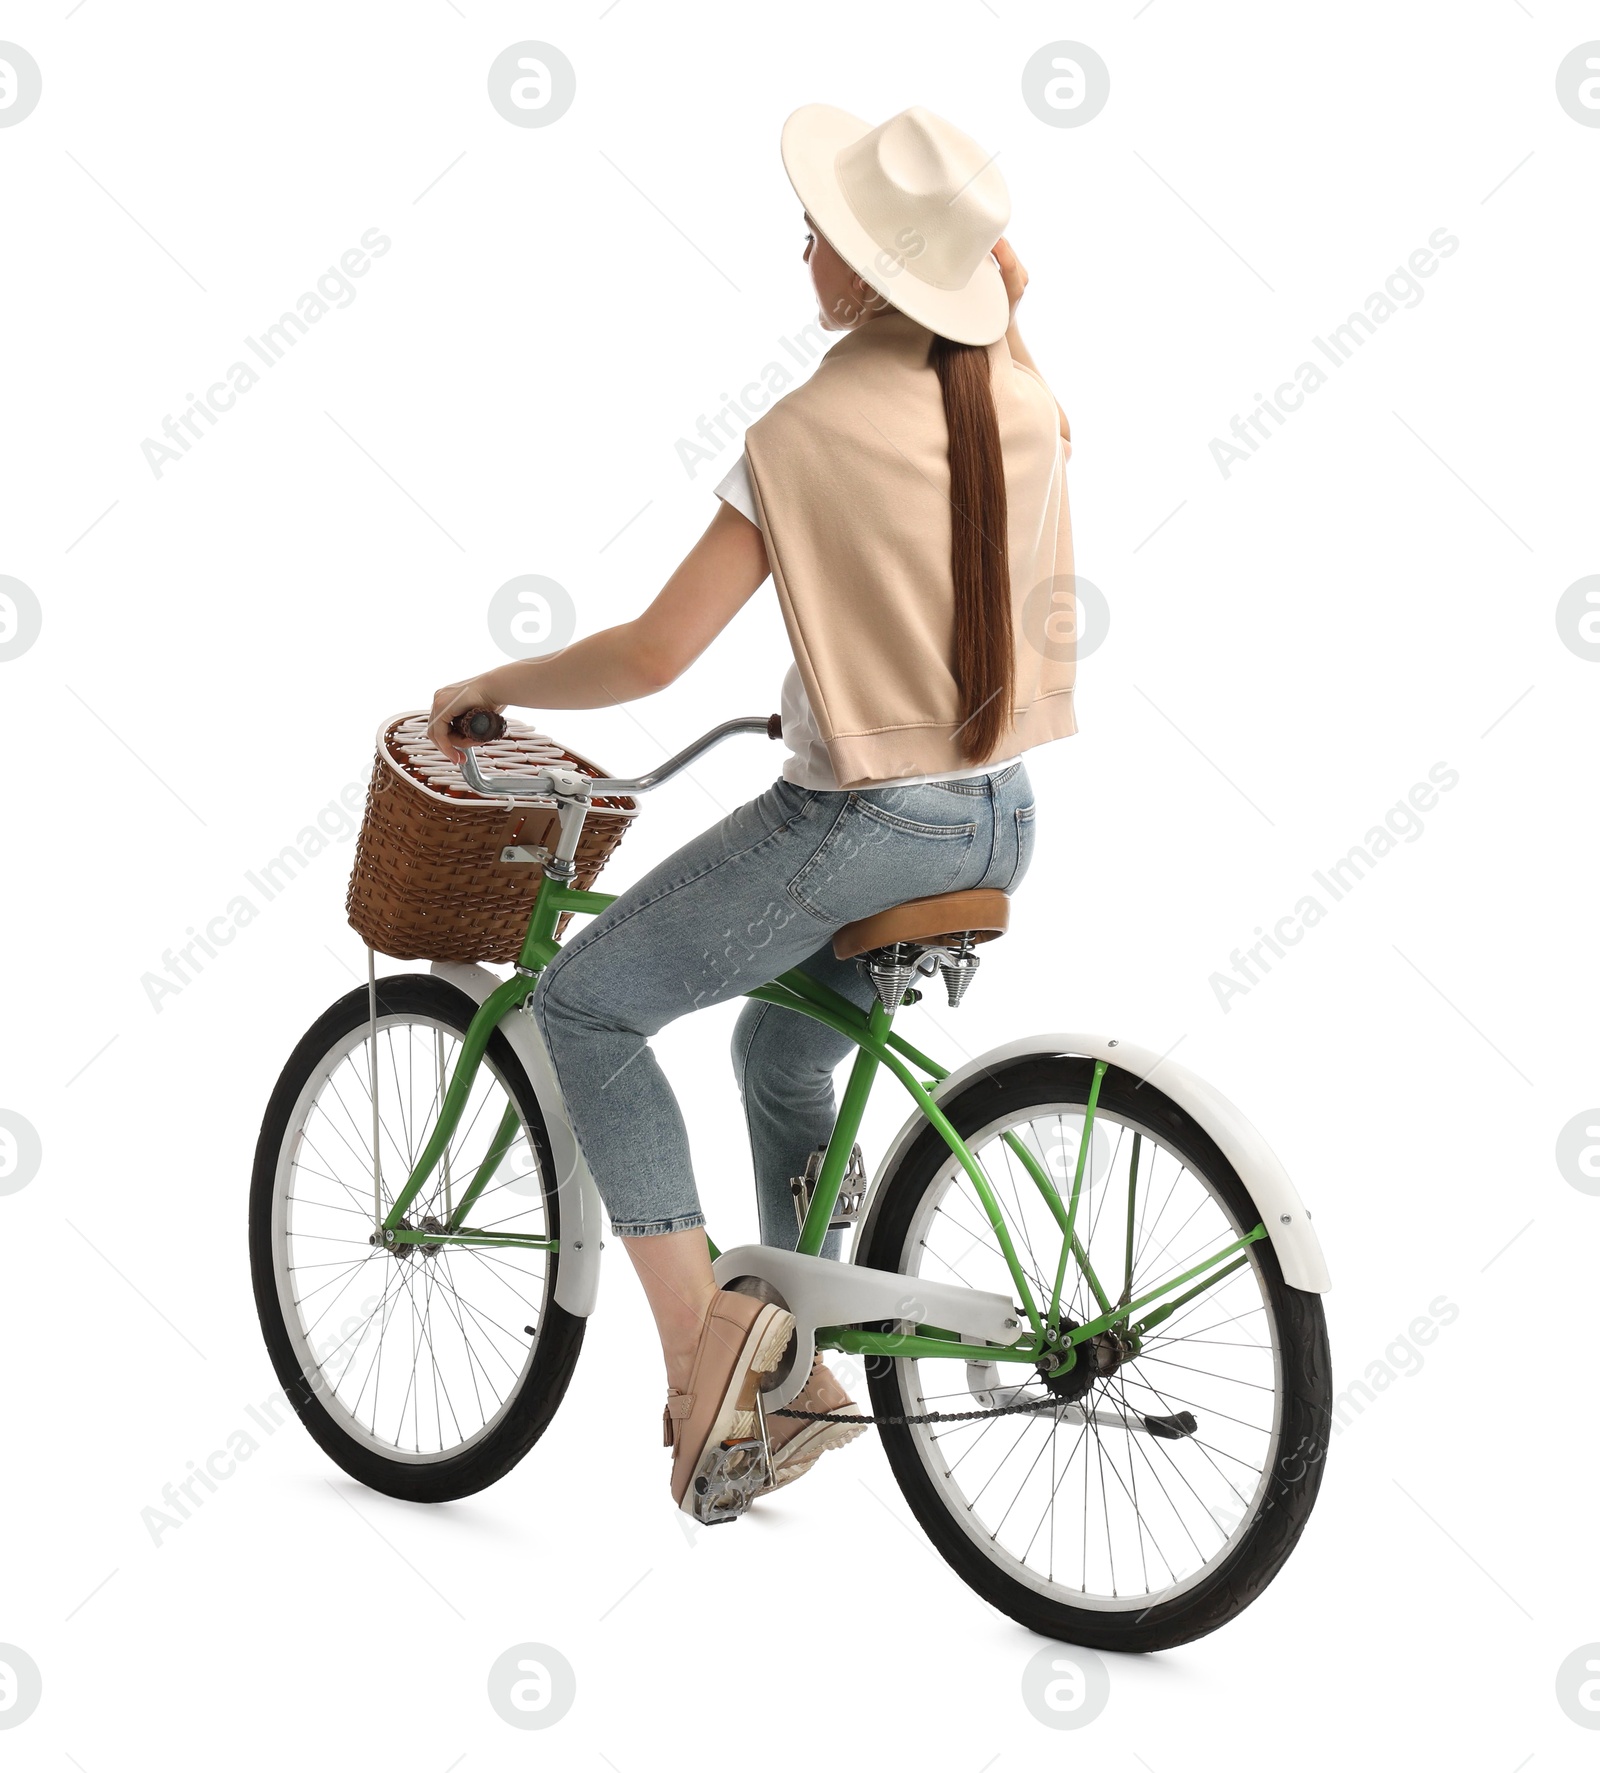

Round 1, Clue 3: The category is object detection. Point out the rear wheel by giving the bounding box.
[859,1054,1331,1651]
[249,973,585,1501]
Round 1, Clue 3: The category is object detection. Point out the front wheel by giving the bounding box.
[858,1053,1331,1651]
[249,973,585,1502]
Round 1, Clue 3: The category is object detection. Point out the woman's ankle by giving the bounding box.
[620,1229,722,1393]
[660,1282,720,1395]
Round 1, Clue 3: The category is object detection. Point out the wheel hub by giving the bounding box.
[369,1215,448,1259]
[1037,1320,1136,1402]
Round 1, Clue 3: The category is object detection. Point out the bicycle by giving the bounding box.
[249,713,1333,1651]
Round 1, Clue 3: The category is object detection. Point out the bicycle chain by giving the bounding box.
[768,1393,1071,1428]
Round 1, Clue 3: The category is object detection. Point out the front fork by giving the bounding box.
[372,868,615,1253]
[371,971,545,1251]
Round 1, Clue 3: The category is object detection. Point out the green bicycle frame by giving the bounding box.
[376,871,1267,1367]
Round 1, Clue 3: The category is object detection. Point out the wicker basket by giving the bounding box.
[346,712,637,963]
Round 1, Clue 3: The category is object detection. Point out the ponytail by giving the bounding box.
[930,336,1012,764]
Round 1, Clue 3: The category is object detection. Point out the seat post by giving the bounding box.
[793,999,891,1257]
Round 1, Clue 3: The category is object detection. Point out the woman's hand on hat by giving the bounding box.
[992,236,1028,318]
[429,674,508,762]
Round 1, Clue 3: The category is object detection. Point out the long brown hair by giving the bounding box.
[931,335,1011,764]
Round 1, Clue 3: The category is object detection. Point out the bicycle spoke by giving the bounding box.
[1133,1353,1277,1393]
[890,1093,1282,1610]
[272,1012,555,1462]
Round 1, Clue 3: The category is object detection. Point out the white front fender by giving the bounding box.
[858,1032,1331,1293]
[430,962,606,1316]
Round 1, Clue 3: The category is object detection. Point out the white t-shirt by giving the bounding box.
[714,452,1018,793]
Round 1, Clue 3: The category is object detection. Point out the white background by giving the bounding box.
[2,1,1596,1765]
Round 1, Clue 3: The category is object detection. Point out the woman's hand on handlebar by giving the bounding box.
[429,675,508,762]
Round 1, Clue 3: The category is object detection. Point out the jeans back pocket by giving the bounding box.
[787,796,978,925]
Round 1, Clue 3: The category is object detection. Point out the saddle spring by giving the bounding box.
[861,934,982,1013]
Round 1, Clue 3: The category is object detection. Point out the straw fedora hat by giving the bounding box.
[780,103,1012,346]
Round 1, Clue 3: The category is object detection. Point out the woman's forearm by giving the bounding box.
[480,620,666,711]
[428,503,770,757]
[1007,320,1070,442]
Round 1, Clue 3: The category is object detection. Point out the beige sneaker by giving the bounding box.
[663,1290,795,1521]
[761,1354,867,1490]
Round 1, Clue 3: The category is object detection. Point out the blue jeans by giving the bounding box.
[533,765,1036,1243]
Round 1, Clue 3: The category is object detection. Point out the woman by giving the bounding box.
[429,103,1076,1516]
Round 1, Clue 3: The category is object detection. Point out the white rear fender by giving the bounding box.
[858,1033,1331,1294]
[430,962,606,1316]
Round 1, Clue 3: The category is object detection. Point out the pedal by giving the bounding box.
[789,1144,868,1235]
[690,1438,770,1525]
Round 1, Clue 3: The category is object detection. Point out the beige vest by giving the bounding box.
[742,307,1076,790]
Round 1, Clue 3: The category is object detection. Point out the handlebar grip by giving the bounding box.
[448,709,507,742]
[766,713,782,740]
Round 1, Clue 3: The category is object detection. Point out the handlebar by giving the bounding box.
[448,709,508,742]
[454,712,782,803]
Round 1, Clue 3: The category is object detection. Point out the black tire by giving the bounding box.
[858,1053,1331,1652]
[249,973,585,1502]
